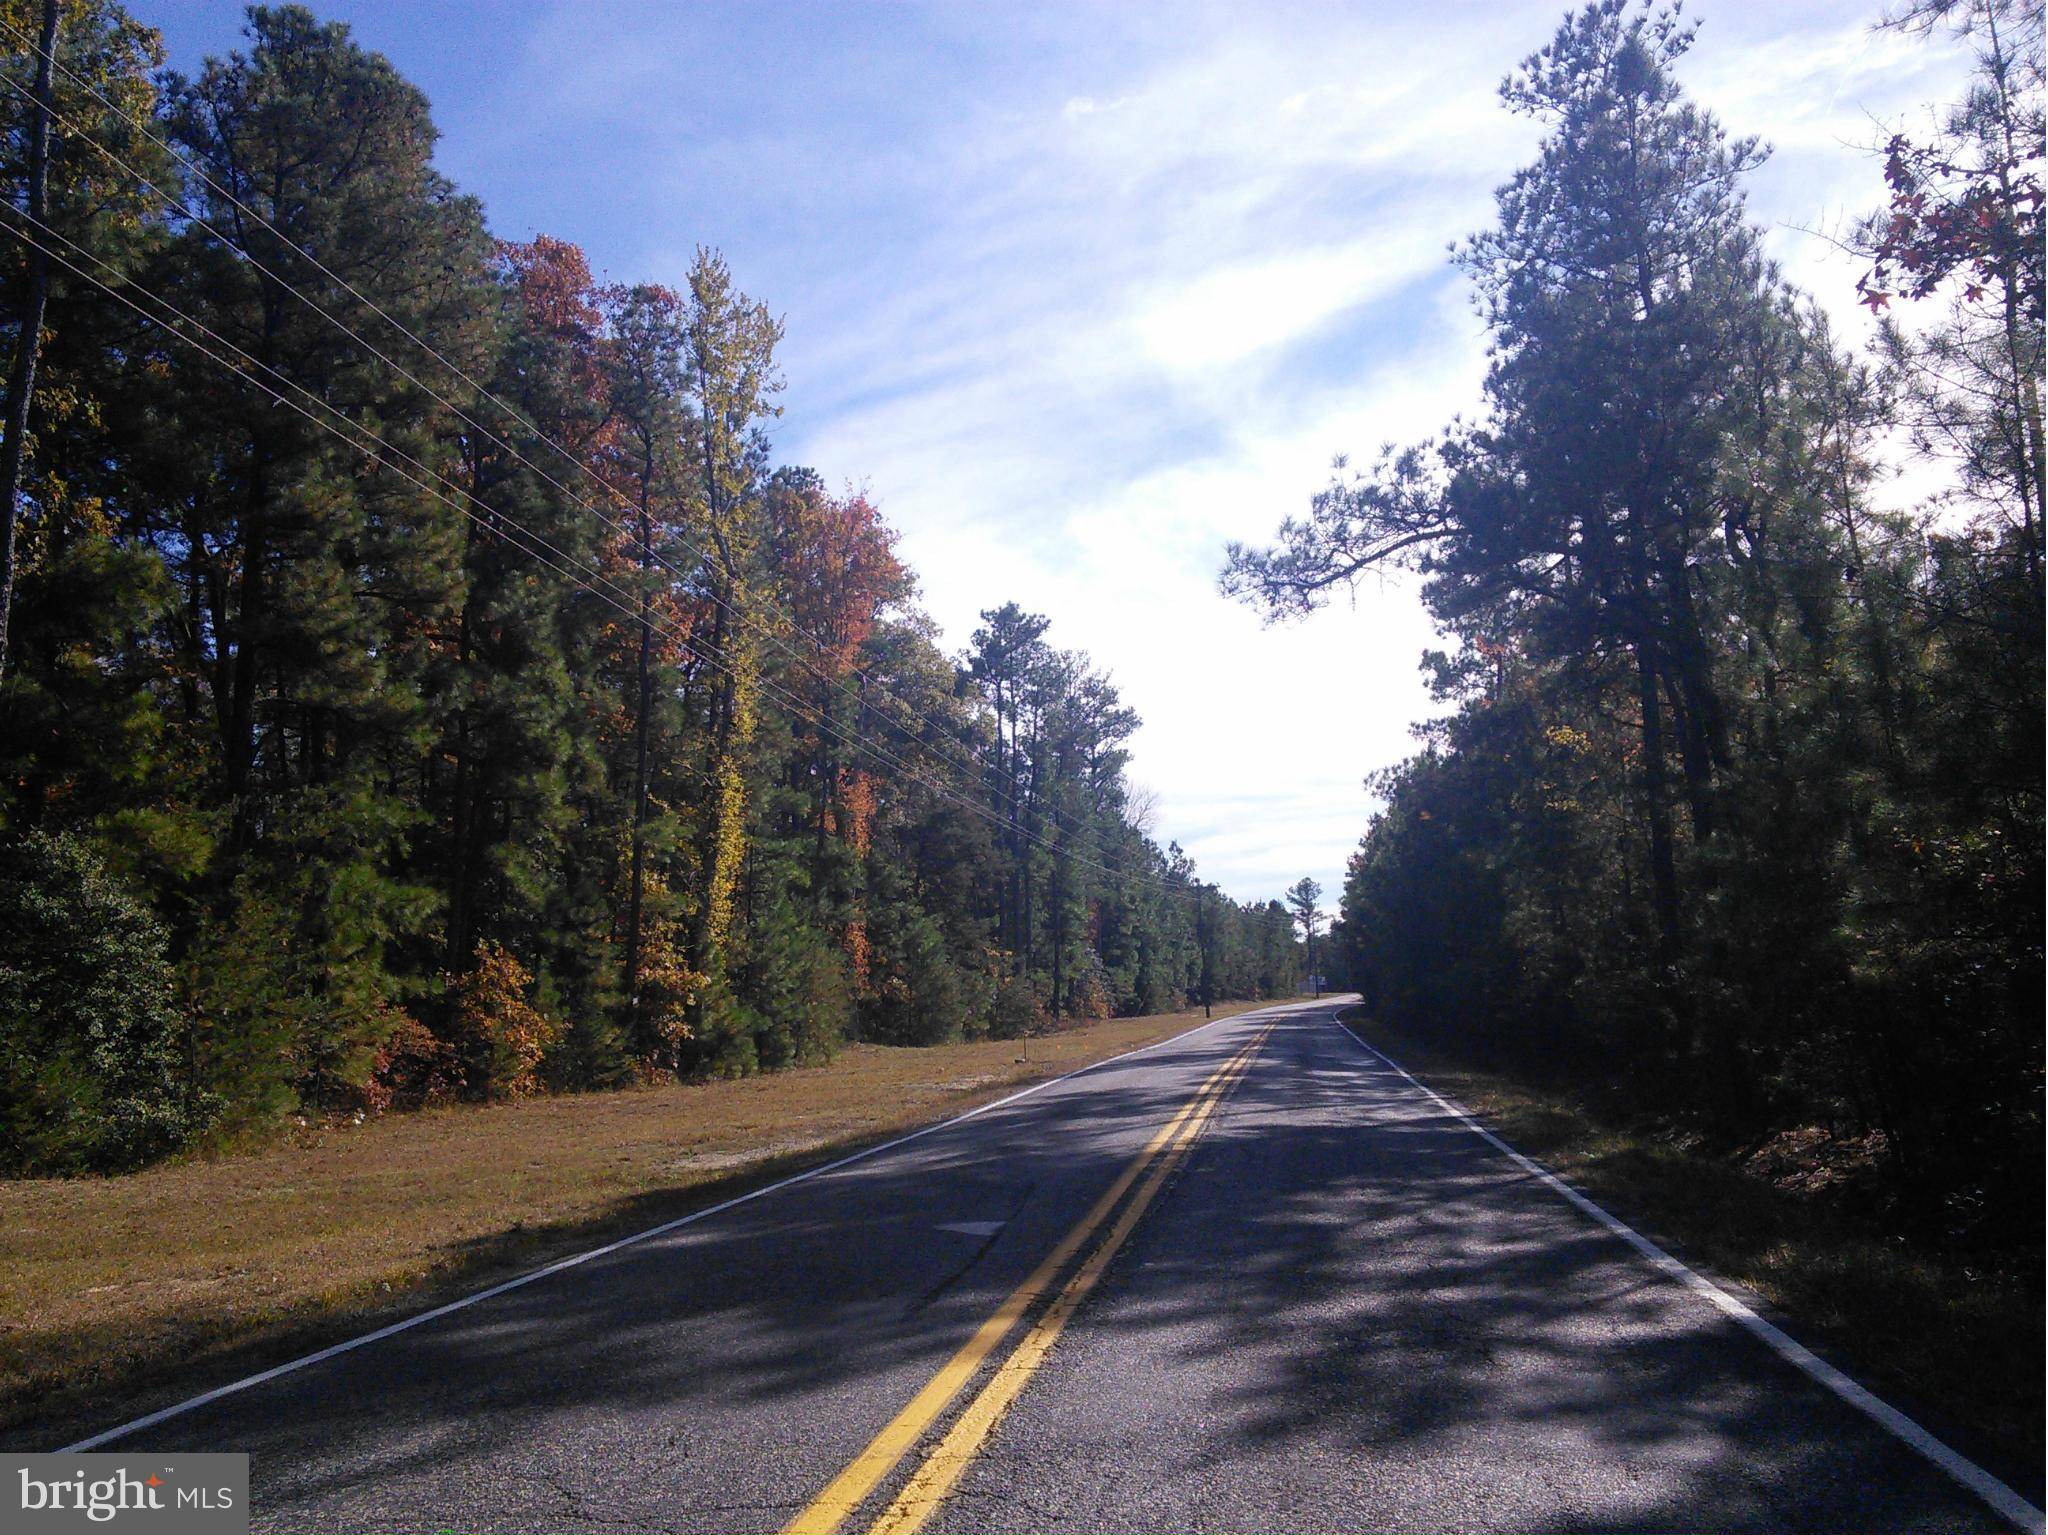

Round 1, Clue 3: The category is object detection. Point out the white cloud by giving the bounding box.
[1129,233,1444,374]
[1062,95,1130,120]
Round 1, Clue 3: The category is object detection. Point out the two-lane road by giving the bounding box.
[67,999,2036,1533]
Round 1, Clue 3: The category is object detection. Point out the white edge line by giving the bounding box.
[1329,1018,2045,1535]
[56,1005,1298,1453]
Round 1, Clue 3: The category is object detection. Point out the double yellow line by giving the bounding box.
[785,1023,1272,1535]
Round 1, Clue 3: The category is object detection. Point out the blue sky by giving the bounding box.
[145,0,1966,904]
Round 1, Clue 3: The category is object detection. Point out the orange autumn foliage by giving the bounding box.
[452,942,563,1100]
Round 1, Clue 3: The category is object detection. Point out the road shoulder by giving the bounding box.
[1339,1011,2045,1514]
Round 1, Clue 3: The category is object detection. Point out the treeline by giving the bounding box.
[1228,0,2042,1240]
[0,3,1300,1175]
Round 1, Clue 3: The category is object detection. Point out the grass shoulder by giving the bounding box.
[1339,1009,2044,1491]
[0,1000,1267,1452]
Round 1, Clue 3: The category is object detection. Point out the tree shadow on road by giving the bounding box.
[19,1016,2031,1534]
[1020,1021,2028,1534]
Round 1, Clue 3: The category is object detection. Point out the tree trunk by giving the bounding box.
[811,681,832,911]
[685,411,753,993]
[1660,533,1725,842]
[1984,2,2045,595]
[447,476,482,972]
[1635,643,1682,970]
[1018,725,1042,980]
[0,0,62,680]
[1049,791,1065,1022]
[623,444,655,1051]
[684,595,732,983]
[224,449,270,853]
[687,573,749,989]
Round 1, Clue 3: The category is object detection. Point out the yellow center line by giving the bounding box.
[782,1025,1271,1535]
[865,1023,1272,1535]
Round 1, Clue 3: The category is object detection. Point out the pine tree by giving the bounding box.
[145,4,493,1113]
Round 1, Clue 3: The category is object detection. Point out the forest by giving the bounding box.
[0,1,1305,1176]
[1227,0,2042,1248]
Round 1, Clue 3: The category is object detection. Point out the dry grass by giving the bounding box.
[1344,1012,2045,1486]
[0,1002,1264,1449]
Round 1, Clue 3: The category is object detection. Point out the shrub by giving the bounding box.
[365,1013,461,1111]
[1067,954,1114,1022]
[683,973,761,1079]
[180,889,304,1140]
[862,906,969,1045]
[451,942,562,1099]
[740,897,851,1069]
[0,831,196,1172]
[990,972,1046,1041]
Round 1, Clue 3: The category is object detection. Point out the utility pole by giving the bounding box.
[0,0,62,680]
[1198,882,1214,1018]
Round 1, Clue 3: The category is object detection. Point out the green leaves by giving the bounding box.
[1232,0,2043,1236]
[0,0,1300,1182]
[0,830,191,1172]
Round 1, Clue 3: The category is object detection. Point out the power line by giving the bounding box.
[0,57,1206,908]
[0,70,1061,876]
[0,30,1061,833]
[0,20,1233,910]
[0,57,1147,872]
[0,206,952,832]
[0,211,663,656]
[0,209,1208,911]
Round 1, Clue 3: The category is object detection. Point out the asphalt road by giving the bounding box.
[78,998,2033,1534]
